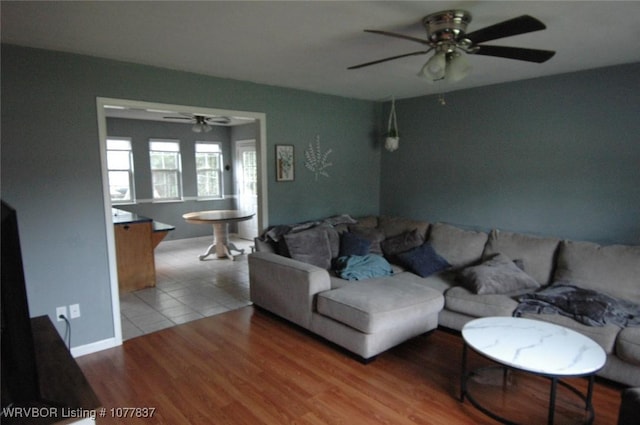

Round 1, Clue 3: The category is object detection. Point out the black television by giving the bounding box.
[1,200,40,407]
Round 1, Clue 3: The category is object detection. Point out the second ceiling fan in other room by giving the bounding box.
[163,113,232,133]
[348,10,556,83]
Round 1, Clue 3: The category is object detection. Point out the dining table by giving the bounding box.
[182,210,255,260]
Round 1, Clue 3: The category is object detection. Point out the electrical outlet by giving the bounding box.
[56,306,67,322]
[69,303,81,319]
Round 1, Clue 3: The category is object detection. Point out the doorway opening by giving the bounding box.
[96,97,267,344]
[235,139,258,240]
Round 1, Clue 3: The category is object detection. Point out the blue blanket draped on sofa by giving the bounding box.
[334,254,393,281]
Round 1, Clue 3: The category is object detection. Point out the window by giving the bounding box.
[106,137,134,203]
[195,142,223,199]
[149,139,182,201]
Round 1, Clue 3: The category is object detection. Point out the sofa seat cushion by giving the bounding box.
[444,286,520,318]
[316,272,444,334]
[617,327,640,366]
[420,270,458,294]
[516,312,621,354]
[483,230,560,285]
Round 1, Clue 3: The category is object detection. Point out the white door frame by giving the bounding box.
[96,97,268,349]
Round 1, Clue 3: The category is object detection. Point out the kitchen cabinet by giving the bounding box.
[113,209,173,293]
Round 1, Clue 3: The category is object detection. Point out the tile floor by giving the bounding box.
[119,235,254,341]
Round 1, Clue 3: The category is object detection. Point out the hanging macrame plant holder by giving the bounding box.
[385,97,399,152]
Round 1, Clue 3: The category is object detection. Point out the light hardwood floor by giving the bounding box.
[77,307,624,425]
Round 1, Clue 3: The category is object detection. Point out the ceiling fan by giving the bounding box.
[163,113,231,133]
[348,10,555,83]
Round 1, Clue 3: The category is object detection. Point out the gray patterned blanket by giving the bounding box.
[514,282,640,327]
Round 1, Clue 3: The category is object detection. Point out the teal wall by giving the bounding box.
[1,44,380,348]
[380,63,640,245]
[3,42,639,351]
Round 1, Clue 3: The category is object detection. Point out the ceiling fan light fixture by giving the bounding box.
[420,50,447,81]
[192,122,212,133]
[192,116,213,133]
[445,51,471,82]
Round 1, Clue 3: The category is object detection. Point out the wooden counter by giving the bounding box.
[112,209,174,293]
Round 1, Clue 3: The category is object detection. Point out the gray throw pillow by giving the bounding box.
[458,253,540,295]
[283,228,332,269]
[381,228,424,259]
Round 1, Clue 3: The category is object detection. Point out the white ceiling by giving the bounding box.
[2,1,640,101]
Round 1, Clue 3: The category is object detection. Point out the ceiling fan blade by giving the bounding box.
[164,116,192,120]
[466,15,547,44]
[348,49,432,70]
[364,29,431,46]
[205,117,231,124]
[472,45,555,63]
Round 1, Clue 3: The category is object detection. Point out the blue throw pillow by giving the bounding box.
[397,243,451,278]
[339,231,371,257]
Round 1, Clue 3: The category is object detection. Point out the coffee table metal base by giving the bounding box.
[460,342,596,425]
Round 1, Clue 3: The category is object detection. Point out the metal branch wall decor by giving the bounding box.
[304,135,333,181]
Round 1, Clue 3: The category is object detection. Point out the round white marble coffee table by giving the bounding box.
[460,316,606,425]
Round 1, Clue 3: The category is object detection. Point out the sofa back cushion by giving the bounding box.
[553,240,640,304]
[378,216,429,239]
[354,215,379,229]
[483,230,560,285]
[282,226,335,269]
[428,223,488,268]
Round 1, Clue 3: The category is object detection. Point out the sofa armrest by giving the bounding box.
[249,251,331,329]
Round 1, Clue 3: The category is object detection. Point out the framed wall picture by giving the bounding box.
[275,145,294,181]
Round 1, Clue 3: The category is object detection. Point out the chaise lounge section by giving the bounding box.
[249,251,444,360]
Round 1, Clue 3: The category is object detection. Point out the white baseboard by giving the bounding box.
[71,336,121,358]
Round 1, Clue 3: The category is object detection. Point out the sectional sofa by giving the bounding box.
[248,215,640,387]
